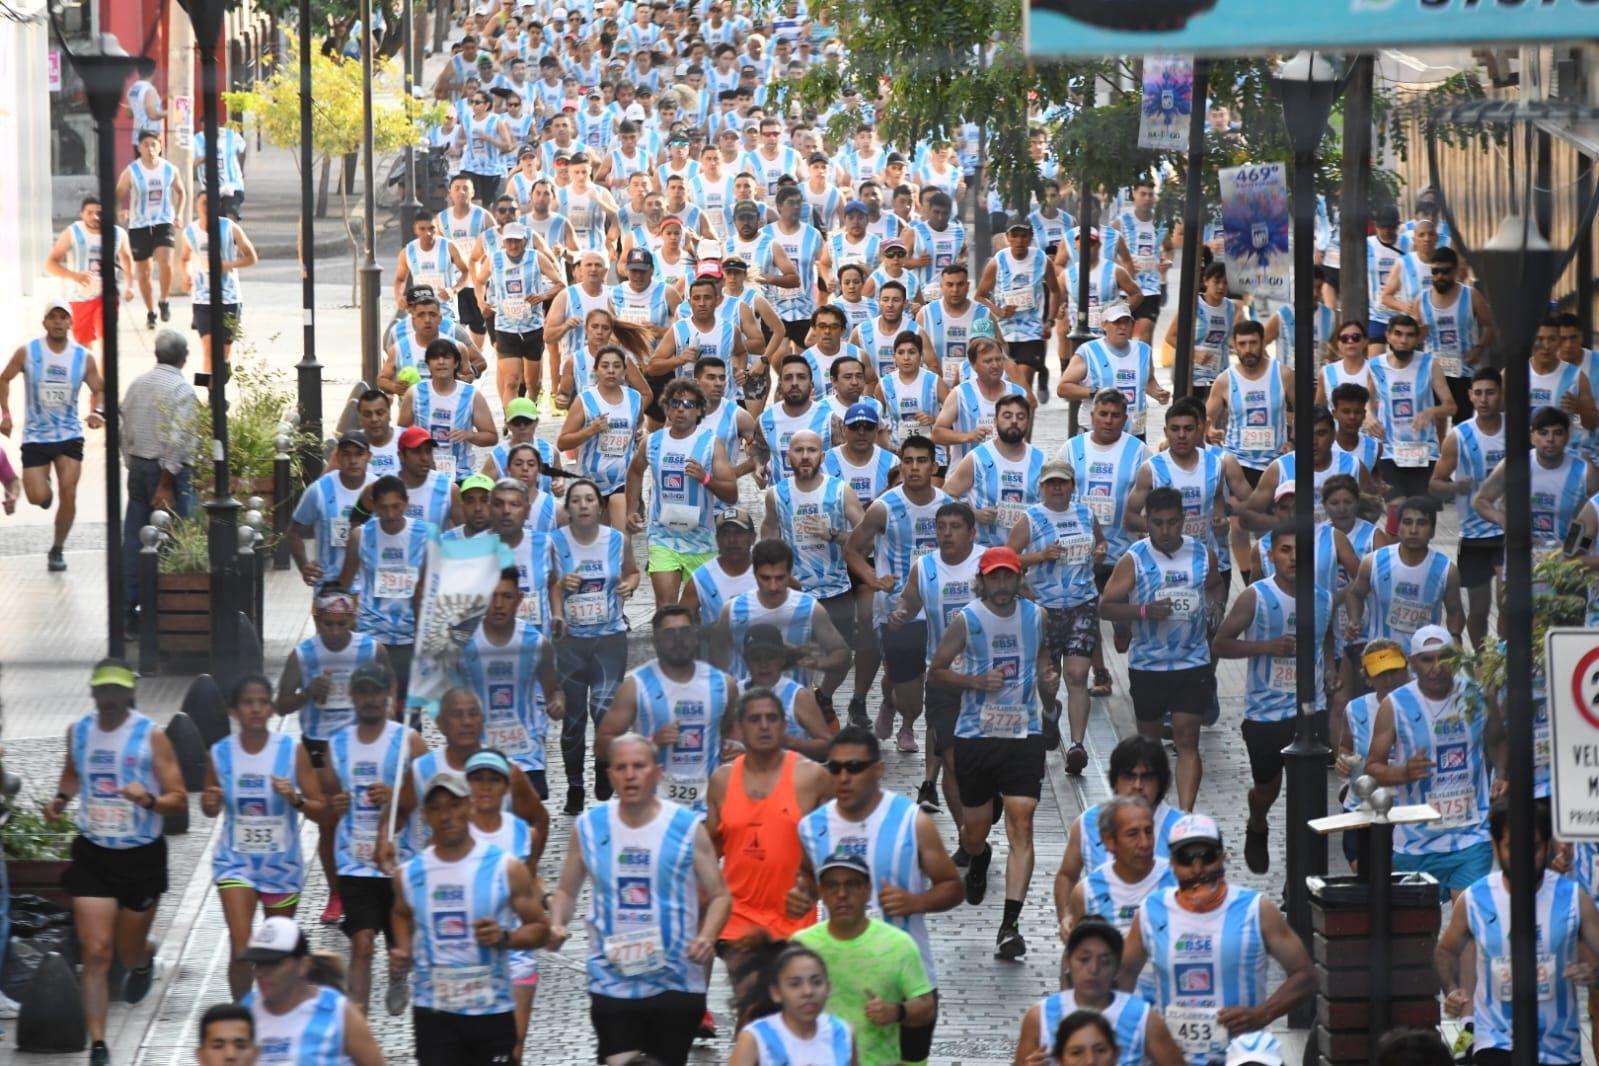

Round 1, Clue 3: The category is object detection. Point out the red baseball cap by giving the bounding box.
[398,426,436,450]
[696,261,724,279]
[978,546,1022,574]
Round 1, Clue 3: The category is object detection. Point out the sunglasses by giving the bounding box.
[824,758,879,775]
[1173,846,1221,866]
[667,397,702,410]
[1338,332,1364,342]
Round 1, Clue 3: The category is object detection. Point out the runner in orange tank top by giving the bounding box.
[707,684,834,983]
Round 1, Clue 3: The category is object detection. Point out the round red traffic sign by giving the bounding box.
[1571,646,1599,731]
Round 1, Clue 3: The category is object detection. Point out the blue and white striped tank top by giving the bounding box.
[211,732,304,895]
[402,841,516,1015]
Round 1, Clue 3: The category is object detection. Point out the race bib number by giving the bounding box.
[1183,514,1210,540]
[1431,783,1475,829]
[1436,352,1462,377]
[979,704,1028,739]
[1130,406,1147,437]
[1387,599,1431,634]
[566,591,608,628]
[1392,440,1431,468]
[350,826,378,865]
[1494,954,1556,1002]
[605,927,667,976]
[1005,286,1034,313]
[375,567,418,599]
[415,270,447,292]
[941,354,965,386]
[434,965,496,1012]
[1269,657,1297,694]
[1240,426,1275,452]
[433,451,458,479]
[500,296,531,320]
[329,515,351,548]
[620,304,652,325]
[795,512,832,548]
[324,672,352,709]
[658,501,701,533]
[996,498,1028,532]
[664,773,706,806]
[1084,490,1115,527]
[1165,1005,1222,1059]
[233,815,288,854]
[1060,533,1093,566]
[600,424,632,456]
[516,596,543,628]
[486,705,534,755]
[1161,587,1201,620]
[86,798,134,838]
[39,383,71,408]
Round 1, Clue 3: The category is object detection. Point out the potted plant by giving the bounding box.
[154,513,214,660]
[3,802,76,905]
[189,349,318,512]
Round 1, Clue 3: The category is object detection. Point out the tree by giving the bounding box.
[225,38,443,303]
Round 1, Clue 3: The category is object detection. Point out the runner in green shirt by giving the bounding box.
[793,853,936,1065]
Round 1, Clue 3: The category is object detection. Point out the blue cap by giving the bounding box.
[843,199,868,216]
[464,750,512,779]
[843,402,879,427]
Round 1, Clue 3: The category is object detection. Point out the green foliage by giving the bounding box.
[1449,553,1590,700]
[1375,69,1499,166]
[157,513,214,575]
[190,349,320,496]
[2,802,76,860]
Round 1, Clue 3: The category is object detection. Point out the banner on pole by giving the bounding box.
[1218,163,1290,299]
[46,50,60,92]
[1026,0,1597,57]
[1138,56,1192,152]
[171,95,193,151]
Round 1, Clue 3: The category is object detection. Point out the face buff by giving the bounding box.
[1174,867,1227,912]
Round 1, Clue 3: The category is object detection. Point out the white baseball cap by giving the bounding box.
[1102,301,1134,323]
[1408,624,1455,656]
[1225,1031,1285,1066]
[236,916,308,962]
[501,222,529,241]
[1168,812,1223,851]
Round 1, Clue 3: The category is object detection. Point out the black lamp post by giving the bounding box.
[1168,56,1211,398]
[61,37,140,660]
[400,0,424,235]
[1428,97,1599,1066]
[178,0,241,680]
[297,0,323,490]
[1271,50,1345,1027]
[359,0,383,386]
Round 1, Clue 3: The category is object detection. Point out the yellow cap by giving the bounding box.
[90,663,137,689]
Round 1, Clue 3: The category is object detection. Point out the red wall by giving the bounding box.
[101,0,232,172]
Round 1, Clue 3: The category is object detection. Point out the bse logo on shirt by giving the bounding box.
[89,749,116,770]
[260,1037,292,1060]
[662,470,686,494]
[619,845,652,871]
[618,876,653,911]
[1436,742,1469,774]
[1395,581,1420,602]
[1174,933,1212,956]
[1175,962,1215,996]
[88,772,120,798]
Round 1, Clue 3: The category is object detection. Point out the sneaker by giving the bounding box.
[89,1041,111,1066]
[320,894,344,925]
[963,847,990,905]
[1064,742,1088,776]
[896,725,918,753]
[996,924,1027,960]
[1089,669,1113,697]
[953,843,971,869]
[385,970,409,1016]
[697,1009,718,1040]
[146,311,157,329]
[158,300,170,322]
[815,689,837,728]
[0,989,19,1019]
[564,786,585,816]
[1244,824,1270,875]
[47,548,66,572]
[848,694,871,731]
[915,780,939,813]
[1041,700,1061,751]
[871,697,893,739]
[1037,365,1051,400]
[122,958,155,1004]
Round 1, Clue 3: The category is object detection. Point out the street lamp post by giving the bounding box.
[179,0,242,681]
[297,0,323,491]
[359,0,383,385]
[62,39,140,660]
[1427,97,1599,1066]
[1271,51,1345,1027]
[400,0,424,235]
[1169,57,1211,399]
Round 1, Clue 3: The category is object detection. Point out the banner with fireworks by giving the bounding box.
[1219,163,1290,298]
[1137,56,1192,152]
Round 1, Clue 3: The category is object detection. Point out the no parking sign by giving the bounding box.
[1546,629,1599,839]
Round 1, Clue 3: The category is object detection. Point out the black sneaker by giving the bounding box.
[47,548,66,572]
[89,1042,111,1066]
[1041,700,1062,751]
[963,846,990,905]
[996,924,1026,960]
[847,694,870,729]
[563,786,584,816]
[1037,364,1051,400]
[916,780,939,813]
[385,970,409,1016]
[1244,824,1270,875]
[158,300,170,322]
[1064,742,1088,776]
[953,843,970,869]
[146,311,157,329]
[123,959,154,1004]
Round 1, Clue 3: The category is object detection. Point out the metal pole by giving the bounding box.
[74,56,138,659]
[1339,56,1374,326]
[297,0,324,491]
[360,0,383,386]
[1366,820,1394,1064]
[1067,176,1093,438]
[198,17,241,680]
[1170,57,1211,399]
[400,0,423,234]
[138,533,160,675]
[1578,155,1593,342]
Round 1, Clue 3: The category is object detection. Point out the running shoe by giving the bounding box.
[896,725,918,753]
[963,847,990,905]
[697,1010,718,1040]
[122,958,155,1005]
[1041,700,1062,751]
[146,311,157,329]
[564,786,585,816]
[320,894,344,925]
[47,548,66,572]
[1089,668,1113,697]
[1244,825,1270,875]
[871,697,893,739]
[89,1041,111,1066]
[996,924,1026,960]
[1064,742,1088,776]
[385,971,409,1016]
[0,989,20,1019]
[158,300,170,322]
[846,694,870,731]
[916,780,939,813]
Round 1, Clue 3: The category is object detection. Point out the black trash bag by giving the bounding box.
[1,923,79,999]
[15,951,86,1052]
[6,894,71,938]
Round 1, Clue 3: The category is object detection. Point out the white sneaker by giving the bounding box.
[0,989,21,1019]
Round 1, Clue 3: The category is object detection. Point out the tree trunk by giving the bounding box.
[316,155,331,219]
[339,180,361,307]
